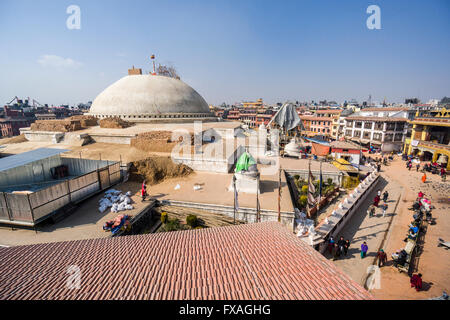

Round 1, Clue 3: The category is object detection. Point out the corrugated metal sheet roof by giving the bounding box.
[0,222,373,300]
[0,148,69,172]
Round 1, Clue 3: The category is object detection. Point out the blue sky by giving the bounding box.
[0,0,449,106]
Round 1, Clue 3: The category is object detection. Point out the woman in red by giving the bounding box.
[141,180,147,202]
[410,273,422,291]
[373,195,381,207]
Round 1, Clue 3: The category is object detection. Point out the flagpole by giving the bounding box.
[319,159,322,203]
[277,167,281,222]
[256,173,260,222]
[307,158,311,218]
[233,174,236,225]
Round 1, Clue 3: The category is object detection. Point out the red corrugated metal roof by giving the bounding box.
[0,222,372,300]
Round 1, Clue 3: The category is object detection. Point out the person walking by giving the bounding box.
[382,203,388,217]
[141,180,147,202]
[377,249,388,267]
[410,273,423,292]
[344,239,350,256]
[368,204,376,218]
[373,194,381,207]
[382,190,389,203]
[361,242,368,259]
[336,236,346,259]
[416,163,420,172]
[327,236,335,255]
[441,168,446,182]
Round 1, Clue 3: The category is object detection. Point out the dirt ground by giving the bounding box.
[369,155,450,300]
[0,134,27,145]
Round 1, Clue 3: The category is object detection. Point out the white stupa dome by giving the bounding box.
[87,74,216,122]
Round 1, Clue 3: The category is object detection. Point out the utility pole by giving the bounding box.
[256,173,261,223]
[233,174,237,225]
[277,167,281,222]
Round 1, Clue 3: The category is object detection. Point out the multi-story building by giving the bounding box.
[242,98,263,109]
[343,107,414,152]
[314,109,342,139]
[336,109,354,140]
[0,106,34,137]
[299,116,333,137]
[405,108,450,169]
[226,108,240,121]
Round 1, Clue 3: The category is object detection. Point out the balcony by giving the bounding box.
[418,140,450,152]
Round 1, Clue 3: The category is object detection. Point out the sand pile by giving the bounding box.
[0,134,28,145]
[70,115,98,127]
[99,117,133,129]
[30,120,82,132]
[130,131,186,153]
[129,156,193,185]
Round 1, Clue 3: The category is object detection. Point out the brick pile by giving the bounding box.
[30,120,82,132]
[69,115,98,127]
[99,117,132,129]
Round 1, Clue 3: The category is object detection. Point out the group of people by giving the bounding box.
[365,156,383,172]
[405,157,447,182]
[327,236,351,259]
[369,189,389,217]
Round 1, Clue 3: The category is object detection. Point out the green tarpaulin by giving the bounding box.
[235,152,257,173]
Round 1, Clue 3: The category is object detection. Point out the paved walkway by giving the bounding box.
[324,172,404,286]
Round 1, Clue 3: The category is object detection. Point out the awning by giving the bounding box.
[331,158,358,173]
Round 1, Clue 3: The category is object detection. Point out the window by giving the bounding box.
[373,133,382,141]
[355,122,362,128]
[353,130,361,138]
[386,123,395,131]
[375,122,384,130]
[364,122,372,129]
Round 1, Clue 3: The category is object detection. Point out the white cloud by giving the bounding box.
[37,54,83,69]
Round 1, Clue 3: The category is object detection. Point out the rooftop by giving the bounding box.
[0,148,68,172]
[314,110,342,114]
[345,116,408,122]
[361,107,411,112]
[0,221,372,300]
[330,141,361,150]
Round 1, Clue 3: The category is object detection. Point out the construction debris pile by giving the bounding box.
[98,189,134,213]
[99,117,133,129]
[129,156,193,185]
[130,131,183,153]
[30,119,82,132]
[0,134,28,145]
[69,115,98,127]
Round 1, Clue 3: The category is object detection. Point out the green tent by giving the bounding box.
[235,152,257,173]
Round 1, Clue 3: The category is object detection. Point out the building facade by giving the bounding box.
[405,108,450,169]
[343,107,414,152]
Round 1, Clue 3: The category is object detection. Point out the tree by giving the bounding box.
[156,64,180,79]
[440,97,450,105]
